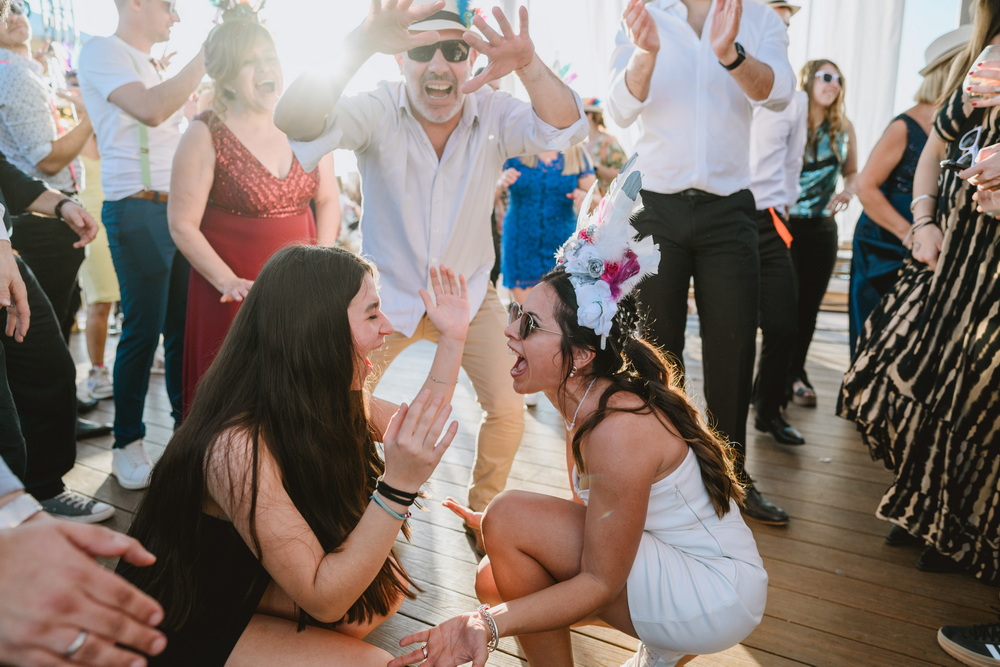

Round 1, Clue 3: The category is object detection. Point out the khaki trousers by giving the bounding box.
[372,285,525,511]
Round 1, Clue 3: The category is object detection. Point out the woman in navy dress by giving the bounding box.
[849,28,967,355]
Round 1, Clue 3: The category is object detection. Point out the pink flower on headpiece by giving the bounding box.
[600,250,640,300]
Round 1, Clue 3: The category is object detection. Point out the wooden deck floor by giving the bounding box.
[67,308,997,666]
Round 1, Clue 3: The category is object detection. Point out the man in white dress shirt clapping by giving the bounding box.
[607,0,796,525]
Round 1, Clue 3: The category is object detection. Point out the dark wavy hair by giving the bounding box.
[123,245,417,632]
[539,268,743,517]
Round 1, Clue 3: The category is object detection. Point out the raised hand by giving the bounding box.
[358,0,445,57]
[388,612,492,667]
[623,0,660,54]
[420,265,468,342]
[381,390,458,494]
[709,0,742,65]
[462,6,535,94]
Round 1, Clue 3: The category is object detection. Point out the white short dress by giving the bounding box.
[574,447,768,666]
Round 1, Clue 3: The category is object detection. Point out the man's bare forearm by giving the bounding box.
[515,55,581,129]
[624,49,657,103]
[275,31,372,142]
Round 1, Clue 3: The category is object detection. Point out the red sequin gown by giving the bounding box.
[183,110,319,413]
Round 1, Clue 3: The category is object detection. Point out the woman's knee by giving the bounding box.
[482,489,535,541]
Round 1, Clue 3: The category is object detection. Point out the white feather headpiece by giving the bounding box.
[554,154,659,349]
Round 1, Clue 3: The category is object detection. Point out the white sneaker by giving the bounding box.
[524,392,539,407]
[40,490,115,523]
[621,643,676,667]
[87,366,114,400]
[112,440,153,490]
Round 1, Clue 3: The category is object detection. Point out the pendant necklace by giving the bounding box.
[564,377,598,432]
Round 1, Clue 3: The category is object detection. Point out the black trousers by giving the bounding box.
[788,215,839,388]
[752,208,798,419]
[0,324,25,480]
[0,257,76,499]
[11,213,85,341]
[634,189,759,481]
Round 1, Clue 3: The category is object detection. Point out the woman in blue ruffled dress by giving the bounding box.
[499,146,595,306]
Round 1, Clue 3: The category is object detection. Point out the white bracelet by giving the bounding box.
[909,194,934,212]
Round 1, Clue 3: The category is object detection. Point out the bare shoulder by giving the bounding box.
[585,391,689,480]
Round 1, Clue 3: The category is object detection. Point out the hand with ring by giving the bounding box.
[0,513,166,665]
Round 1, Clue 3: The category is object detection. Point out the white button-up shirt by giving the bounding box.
[607,0,795,197]
[750,89,808,211]
[292,81,587,336]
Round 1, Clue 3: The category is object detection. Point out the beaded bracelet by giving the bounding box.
[477,604,500,653]
[376,478,418,506]
[370,492,411,520]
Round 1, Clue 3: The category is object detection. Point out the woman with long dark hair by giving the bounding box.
[392,166,767,667]
[787,59,857,406]
[118,245,469,665]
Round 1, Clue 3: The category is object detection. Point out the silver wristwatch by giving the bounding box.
[0,493,43,529]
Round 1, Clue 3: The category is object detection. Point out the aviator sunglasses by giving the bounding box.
[508,302,564,339]
[407,40,471,63]
[814,71,842,85]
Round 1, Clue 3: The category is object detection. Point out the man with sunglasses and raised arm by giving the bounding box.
[77,0,206,491]
[276,0,587,557]
[608,0,796,526]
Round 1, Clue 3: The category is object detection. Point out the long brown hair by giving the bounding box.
[517,143,593,176]
[941,0,1000,106]
[124,246,417,631]
[799,59,848,162]
[539,269,743,518]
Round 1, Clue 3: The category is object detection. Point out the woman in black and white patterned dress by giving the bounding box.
[838,4,1000,585]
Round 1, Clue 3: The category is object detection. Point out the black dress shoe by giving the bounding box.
[742,486,789,526]
[754,414,806,445]
[885,524,923,547]
[77,397,99,416]
[76,418,112,440]
[916,546,963,573]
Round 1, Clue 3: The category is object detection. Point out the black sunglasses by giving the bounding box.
[508,302,563,340]
[407,40,470,63]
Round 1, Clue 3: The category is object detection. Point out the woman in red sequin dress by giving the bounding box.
[169,18,340,413]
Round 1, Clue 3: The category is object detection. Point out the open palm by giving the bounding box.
[421,266,469,341]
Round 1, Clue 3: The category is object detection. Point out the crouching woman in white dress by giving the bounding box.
[389,164,768,667]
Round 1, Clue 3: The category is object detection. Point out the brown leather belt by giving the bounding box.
[127,190,169,203]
